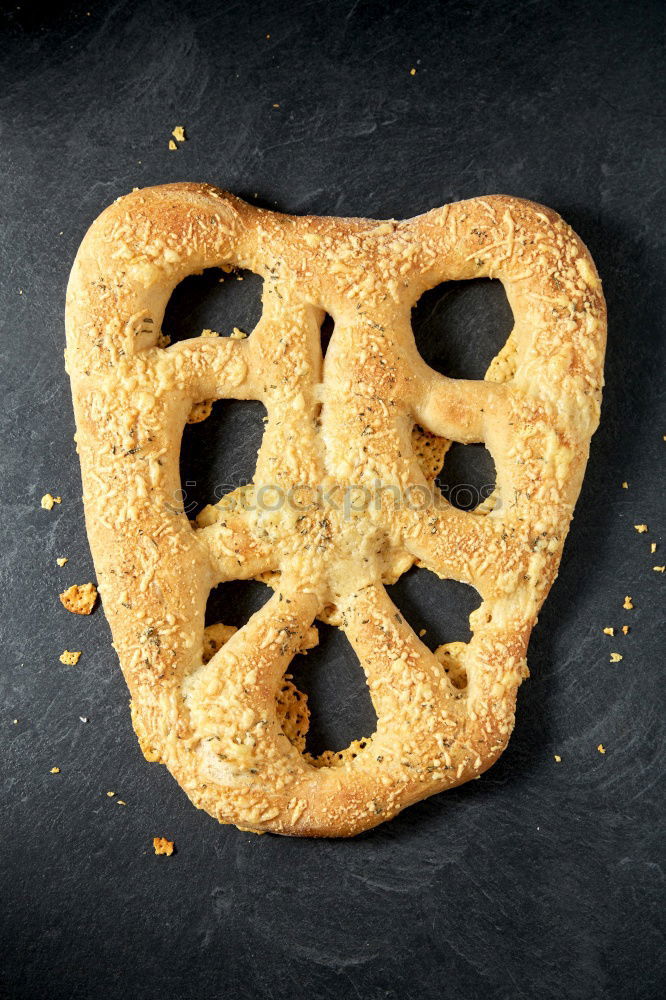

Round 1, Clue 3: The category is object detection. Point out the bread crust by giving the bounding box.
[65,184,606,836]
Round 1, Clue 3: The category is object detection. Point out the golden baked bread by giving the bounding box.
[65,183,605,836]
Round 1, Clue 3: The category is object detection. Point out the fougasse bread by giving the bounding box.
[65,184,605,836]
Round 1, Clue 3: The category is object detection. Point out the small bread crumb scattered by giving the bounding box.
[168,139,177,151]
[41,493,61,510]
[597,744,606,754]
[553,754,561,762]
[419,628,427,637]
[650,542,657,554]
[623,596,634,610]
[59,650,82,665]
[409,67,416,75]
[56,557,68,566]
[59,582,98,615]
[653,565,665,573]
[621,482,628,489]
[116,799,127,806]
[621,625,630,635]
[50,767,60,774]
[79,716,88,723]
[172,126,186,142]
[106,791,115,797]
[634,524,648,533]
[610,652,623,663]
[602,627,614,636]
[230,327,247,340]
[153,837,175,856]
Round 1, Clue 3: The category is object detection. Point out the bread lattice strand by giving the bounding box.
[66,183,605,836]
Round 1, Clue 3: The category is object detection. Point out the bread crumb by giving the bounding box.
[410,67,416,75]
[653,565,665,573]
[153,837,175,856]
[56,557,69,566]
[116,799,127,806]
[12,719,18,725]
[59,650,82,665]
[610,652,623,663]
[272,103,280,108]
[634,524,648,533]
[79,716,88,723]
[651,543,657,554]
[597,744,606,754]
[230,327,247,340]
[602,627,614,636]
[623,596,634,610]
[621,625,630,635]
[50,767,60,774]
[419,628,427,637]
[621,482,628,489]
[172,126,186,142]
[553,754,561,762]
[168,139,177,151]
[59,582,98,615]
[41,493,61,510]
[106,791,115,797]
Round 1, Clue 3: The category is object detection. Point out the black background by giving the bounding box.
[1,1,664,998]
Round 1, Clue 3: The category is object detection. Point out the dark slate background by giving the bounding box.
[1,1,664,998]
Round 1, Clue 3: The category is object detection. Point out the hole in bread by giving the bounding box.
[412,278,513,380]
[320,312,334,358]
[162,267,263,346]
[436,442,496,512]
[387,569,480,658]
[204,579,272,632]
[287,623,377,759]
[179,399,267,518]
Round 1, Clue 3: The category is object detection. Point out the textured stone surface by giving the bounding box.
[0,0,663,997]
